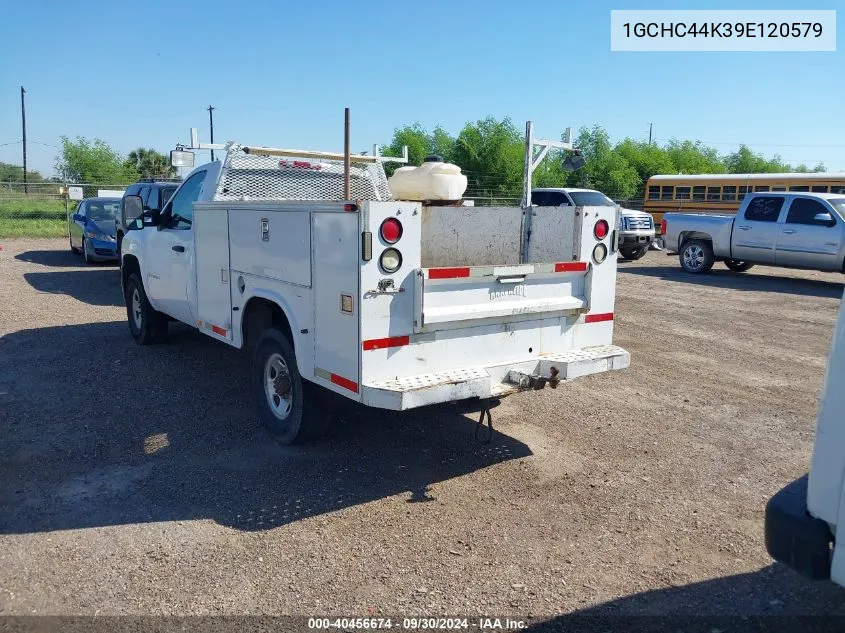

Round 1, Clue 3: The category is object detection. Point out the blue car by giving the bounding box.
[68,197,122,263]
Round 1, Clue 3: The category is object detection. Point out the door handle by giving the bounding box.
[782,229,796,235]
[737,225,751,231]
[171,245,185,253]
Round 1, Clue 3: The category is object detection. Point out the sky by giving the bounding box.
[0,0,843,179]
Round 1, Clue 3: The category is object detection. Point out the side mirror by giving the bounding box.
[72,213,83,222]
[122,195,145,231]
[814,212,835,226]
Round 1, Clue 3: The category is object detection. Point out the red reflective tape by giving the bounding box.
[331,373,359,393]
[554,261,588,273]
[362,335,410,351]
[428,267,470,279]
[585,312,614,323]
[211,325,227,336]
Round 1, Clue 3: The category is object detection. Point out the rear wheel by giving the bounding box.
[679,239,714,274]
[724,259,754,272]
[125,273,168,344]
[619,245,648,260]
[252,329,330,445]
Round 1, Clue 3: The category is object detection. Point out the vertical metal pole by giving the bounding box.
[520,121,534,263]
[648,122,653,145]
[343,108,351,200]
[21,86,27,194]
[208,106,216,161]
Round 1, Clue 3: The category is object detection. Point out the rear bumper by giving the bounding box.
[765,474,833,580]
[619,231,654,247]
[361,345,630,410]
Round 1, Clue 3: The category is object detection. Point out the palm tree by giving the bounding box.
[126,148,176,179]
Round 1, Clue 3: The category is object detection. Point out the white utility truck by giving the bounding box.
[766,286,845,584]
[119,132,629,444]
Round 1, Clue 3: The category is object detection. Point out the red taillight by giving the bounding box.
[380,217,403,244]
[594,219,609,240]
[660,218,667,235]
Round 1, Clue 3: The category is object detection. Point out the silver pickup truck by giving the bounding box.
[662,192,845,274]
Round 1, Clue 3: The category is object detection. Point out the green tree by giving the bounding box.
[0,162,45,183]
[451,116,524,201]
[568,126,640,199]
[125,148,176,179]
[56,136,138,184]
[664,139,725,175]
[614,139,676,185]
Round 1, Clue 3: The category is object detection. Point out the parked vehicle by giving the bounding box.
[531,188,654,260]
[119,140,629,445]
[645,172,845,234]
[662,192,845,274]
[766,284,845,584]
[68,197,122,263]
[117,179,180,255]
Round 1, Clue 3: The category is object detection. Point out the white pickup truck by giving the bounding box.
[662,191,845,274]
[119,140,629,444]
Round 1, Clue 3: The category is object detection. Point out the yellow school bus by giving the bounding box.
[645,173,845,234]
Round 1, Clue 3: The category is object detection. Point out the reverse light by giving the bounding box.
[380,248,402,273]
[593,243,608,264]
[380,217,403,244]
[594,219,609,240]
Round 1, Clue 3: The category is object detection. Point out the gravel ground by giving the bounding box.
[1,238,844,622]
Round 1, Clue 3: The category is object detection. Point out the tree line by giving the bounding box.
[2,118,826,197]
[381,118,826,201]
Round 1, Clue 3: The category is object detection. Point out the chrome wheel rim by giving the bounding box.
[683,245,704,270]
[83,239,88,259]
[131,288,143,329]
[264,353,293,420]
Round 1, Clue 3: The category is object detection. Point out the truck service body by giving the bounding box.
[120,141,629,442]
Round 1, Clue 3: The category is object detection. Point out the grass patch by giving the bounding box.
[0,218,67,238]
[0,199,69,219]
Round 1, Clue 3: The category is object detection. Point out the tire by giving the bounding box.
[82,237,94,265]
[620,245,648,260]
[679,239,714,274]
[724,259,754,272]
[125,273,168,345]
[70,236,80,254]
[252,329,330,445]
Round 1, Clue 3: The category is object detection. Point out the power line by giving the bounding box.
[0,140,21,147]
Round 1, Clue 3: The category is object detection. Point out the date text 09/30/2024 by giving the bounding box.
[307,618,527,630]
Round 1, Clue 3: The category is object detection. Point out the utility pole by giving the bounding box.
[21,86,27,193]
[207,105,216,161]
[648,122,653,146]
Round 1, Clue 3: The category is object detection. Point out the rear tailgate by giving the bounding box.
[415,261,588,333]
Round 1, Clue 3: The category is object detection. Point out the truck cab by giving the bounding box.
[766,285,845,584]
[532,187,655,260]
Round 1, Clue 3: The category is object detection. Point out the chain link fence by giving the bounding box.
[0,182,128,220]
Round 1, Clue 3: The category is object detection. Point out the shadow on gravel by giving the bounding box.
[527,565,845,632]
[15,249,115,269]
[23,269,123,307]
[623,265,844,299]
[0,321,531,534]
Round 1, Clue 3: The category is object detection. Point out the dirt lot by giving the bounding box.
[2,238,844,621]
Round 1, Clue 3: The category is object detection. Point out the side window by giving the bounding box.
[786,198,836,227]
[830,185,845,194]
[706,186,721,201]
[692,186,706,201]
[647,185,660,200]
[146,188,159,211]
[789,185,809,192]
[812,185,828,193]
[531,191,548,206]
[723,186,737,201]
[739,186,752,201]
[676,186,691,200]
[744,196,785,222]
[161,187,177,207]
[661,186,673,200]
[164,171,206,228]
[138,186,151,208]
[548,192,571,206]
[77,202,87,217]
[754,185,770,192]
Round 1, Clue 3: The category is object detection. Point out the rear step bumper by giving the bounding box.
[361,345,630,410]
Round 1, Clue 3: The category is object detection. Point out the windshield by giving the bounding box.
[568,191,616,207]
[830,199,845,216]
[87,201,120,222]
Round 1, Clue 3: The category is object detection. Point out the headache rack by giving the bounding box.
[212,143,403,203]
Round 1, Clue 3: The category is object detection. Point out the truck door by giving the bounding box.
[731,195,785,264]
[147,170,206,325]
[776,197,844,271]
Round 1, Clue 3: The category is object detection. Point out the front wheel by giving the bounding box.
[252,329,330,445]
[679,239,714,274]
[724,259,754,272]
[82,237,94,264]
[125,273,168,345]
[619,245,648,260]
[70,236,80,254]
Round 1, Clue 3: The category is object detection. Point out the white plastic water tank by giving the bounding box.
[387,156,468,201]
